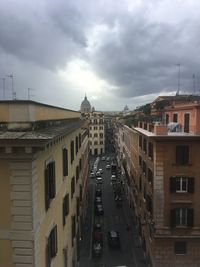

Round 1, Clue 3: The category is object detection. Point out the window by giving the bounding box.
[76,166,79,183]
[171,208,193,228]
[63,194,69,226]
[71,177,75,199]
[148,168,153,184]
[174,242,187,254]
[70,141,74,164]
[143,138,147,153]
[142,161,146,176]
[166,114,169,124]
[100,133,103,138]
[79,158,82,172]
[148,142,153,160]
[139,135,142,148]
[89,134,92,138]
[76,197,80,218]
[46,225,57,267]
[170,177,194,193]
[94,141,98,145]
[78,133,81,148]
[62,148,68,177]
[45,161,56,211]
[94,133,98,137]
[176,145,189,165]
[100,141,103,145]
[173,113,178,122]
[75,136,78,154]
[139,155,142,166]
[79,185,82,202]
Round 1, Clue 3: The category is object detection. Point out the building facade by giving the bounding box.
[0,101,89,267]
[115,100,200,266]
[89,111,105,155]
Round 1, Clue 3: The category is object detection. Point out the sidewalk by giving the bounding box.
[122,198,147,267]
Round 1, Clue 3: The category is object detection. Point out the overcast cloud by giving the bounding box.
[0,0,200,111]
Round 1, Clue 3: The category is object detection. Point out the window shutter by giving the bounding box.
[63,198,66,226]
[52,161,56,197]
[188,177,194,193]
[170,177,176,193]
[45,168,50,211]
[170,209,176,228]
[187,209,194,227]
[46,242,51,267]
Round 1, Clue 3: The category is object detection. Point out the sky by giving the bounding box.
[0,0,200,111]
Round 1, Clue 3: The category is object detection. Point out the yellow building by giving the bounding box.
[0,100,89,267]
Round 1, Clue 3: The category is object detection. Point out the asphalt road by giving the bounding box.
[80,154,147,267]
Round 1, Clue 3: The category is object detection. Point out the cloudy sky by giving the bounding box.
[0,0,200,111]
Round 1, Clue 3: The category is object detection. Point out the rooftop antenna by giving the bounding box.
[193,74,196,95]
[7,74,15,100]
[28,88,35,100]
[0,77,5,100]
[176,63,181,96]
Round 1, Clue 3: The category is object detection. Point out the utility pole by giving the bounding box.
[176,63,181,96]
[0,78,5,100]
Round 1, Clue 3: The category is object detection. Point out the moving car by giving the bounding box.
[98,168,103,174]
[90,172,96,178]
[106,164,111,169]
[107,230,121,248]
[95,196,102,204]
[96,171,101,177]
[101,156,106,161]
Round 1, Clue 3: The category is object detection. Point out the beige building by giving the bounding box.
[0,100,89,267]
[89,111,105,155]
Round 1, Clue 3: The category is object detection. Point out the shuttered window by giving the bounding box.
[46,225,57,267]
[63,148,68,177]
[174,242,187,254]
[171,208,193,228]
[176,146,189,165]
[170,177,194,193]
[75,136,78,154]
[71,177,75,199]
[63,194,69,226]
[45,161,56,211]
[79,133,81,148]
[70,140,74,164]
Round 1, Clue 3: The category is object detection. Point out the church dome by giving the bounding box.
[80,95,91,113]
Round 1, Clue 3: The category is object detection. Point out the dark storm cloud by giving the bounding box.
[0,0,88,69]
[0,0,200,109]
[90,14,200,97]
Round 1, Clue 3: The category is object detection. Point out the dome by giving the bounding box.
[80,95,91,113]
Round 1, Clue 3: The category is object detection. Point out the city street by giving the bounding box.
[79,154,147,267]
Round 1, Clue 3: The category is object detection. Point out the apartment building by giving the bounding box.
[0,100,89,267]
[89,111,105,155]
[115,100,200,266]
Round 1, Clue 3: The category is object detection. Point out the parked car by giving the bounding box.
[94,222,102,231]
[111,175,117,182]
[106,157,110,161]
[101,156,106,161]
[96,171,101,177]
[92,242,102,257]
[98,168,103,174]
[95,196,102,204]
[95,188,102,197]
[107,230,121,248]
[95,204,104,216]
[96,177,103,184]
[90,172,96,178]
[106,164,111,169]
